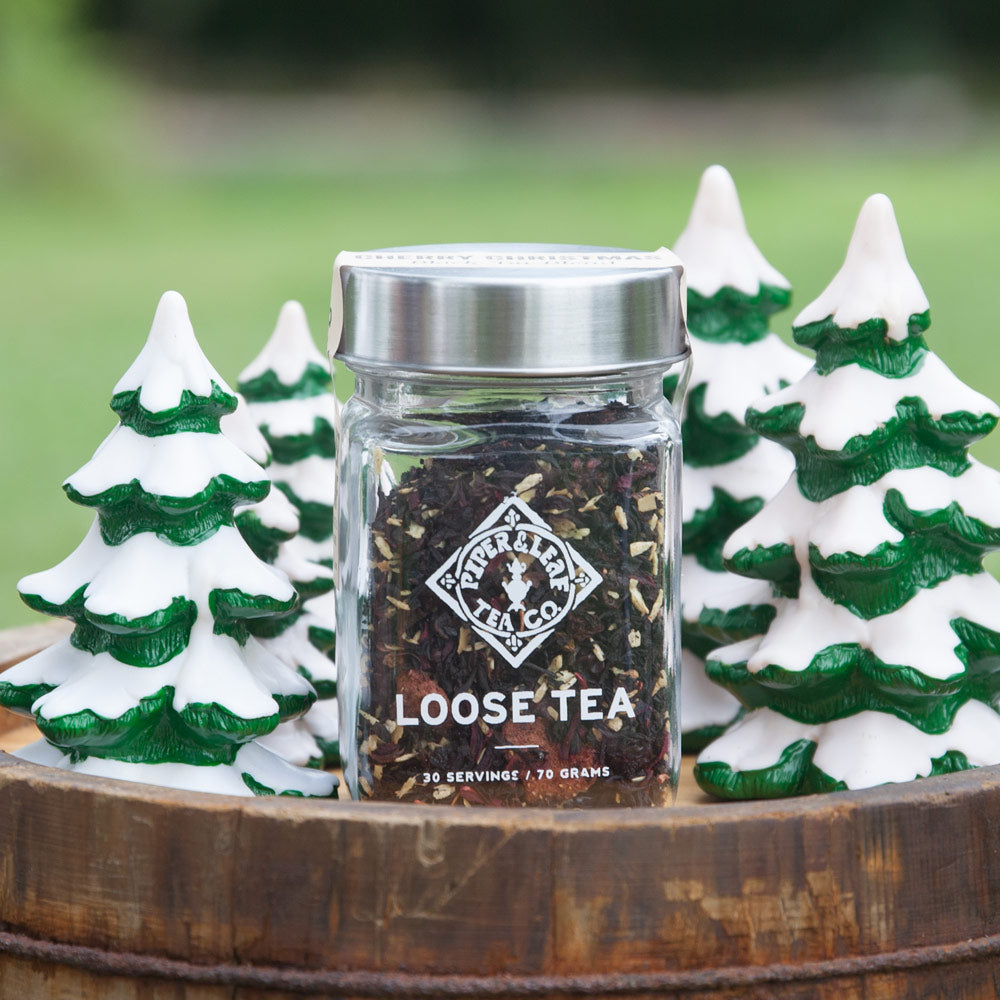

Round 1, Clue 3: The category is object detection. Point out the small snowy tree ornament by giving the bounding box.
[237,302,340,765]
[695,194,1000,798]
[239,301,338,566]
[0,292,337,798]
[223,391,340,768]
[670,165,810,751]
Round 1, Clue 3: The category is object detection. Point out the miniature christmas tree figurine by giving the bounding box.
[223,390,340,768]
[222,393,334,617]
[695,194,1000,798]
[0,291,338,798]
[238,301,338,567]
[670,165,810,751]
[237,302,340,765]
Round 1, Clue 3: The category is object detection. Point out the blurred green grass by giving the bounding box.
[3,140,1000,625]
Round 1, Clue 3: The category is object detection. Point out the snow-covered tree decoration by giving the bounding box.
[695,194,1000,798]
[222,395,302,572]
[222,394,334,622]
[670,165,810,751]
[223,391,340,768]
[0,292,337,798]
[239,301,338,566]
[237,302,340,766]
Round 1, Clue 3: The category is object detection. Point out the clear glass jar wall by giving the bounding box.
[336,369,682,807]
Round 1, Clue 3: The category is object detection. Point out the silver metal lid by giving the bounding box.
[330,244,689,377]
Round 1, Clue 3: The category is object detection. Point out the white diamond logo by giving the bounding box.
[426,494,602,668]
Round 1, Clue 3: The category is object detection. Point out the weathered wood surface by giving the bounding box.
[1,622,1000,998]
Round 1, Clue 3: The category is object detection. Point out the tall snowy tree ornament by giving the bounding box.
[0,292,337,798]
[695,194,1000,798]
[237,301,340,766]
[670,165,810,751]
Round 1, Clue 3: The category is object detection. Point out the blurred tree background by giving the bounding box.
[79,1,1000,93]
[1,0,999,625]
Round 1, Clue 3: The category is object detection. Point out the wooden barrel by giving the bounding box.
[1,622,1000,999]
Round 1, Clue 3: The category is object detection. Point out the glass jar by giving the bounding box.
[330,245,689,807]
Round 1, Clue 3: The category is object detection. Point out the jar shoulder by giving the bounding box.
[339,394,680,443]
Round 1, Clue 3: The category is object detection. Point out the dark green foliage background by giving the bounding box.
[81,0,1000,94]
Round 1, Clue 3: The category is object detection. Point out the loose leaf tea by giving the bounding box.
[356,404,675,807]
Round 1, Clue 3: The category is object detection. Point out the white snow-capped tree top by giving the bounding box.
[269,454,335,505]
[239,301,328,387]
[734,576,863,672]
[723,475,873,561]
[688,332,810,422]
[288,534,334,566]
[259,614,336,684]
[814,462,1000,558]
[256,715,325,765]
[21,619,313,724]
[302,588,336,625]
[696,701,1000,789]
[237,487,300,537]
[298,698,339,741]
[247,394,338,439]
[275,534,334,589]
[862,573,1000,679]
[66,425,269,501]
[680,555,774,623]
[0,636,79,694]
[19,524,294,623]
[712,571,1000,682]
[794,193,931,341]
[221,394,272,466]
[114,291,232,414]
[18,740,336,797]
[673,165,790,298]
[680,647,742,731]
[18,518,106,608]
[724,462,1000,565]
[756,352,999,452]
[35,645,183,721]
[232,742,337,795]
[683,435,795,517]
[171,620,314,718]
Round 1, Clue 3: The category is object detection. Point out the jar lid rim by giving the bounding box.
[330,243,689,376]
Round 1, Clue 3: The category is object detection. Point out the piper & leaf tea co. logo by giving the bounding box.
[426,494,602,668]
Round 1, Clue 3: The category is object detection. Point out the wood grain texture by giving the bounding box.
[2,624,1000,998]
